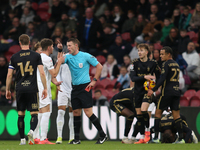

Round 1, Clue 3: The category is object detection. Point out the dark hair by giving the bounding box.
[161,46,173,56]
[40,38,53,51]
[120,65,127,70]
[95,89,102,93]
[67,38,80,47]
[180,29,187,32]
[33,42,41,52]
[162,130,174,143]
[0,55,8,64]
[164,18,171,21]
[123,55,131,59]
[19,34,30,45]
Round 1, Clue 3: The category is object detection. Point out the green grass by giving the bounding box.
[0,140,200,150]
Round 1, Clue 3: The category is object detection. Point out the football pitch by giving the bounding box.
[0,141,200,150]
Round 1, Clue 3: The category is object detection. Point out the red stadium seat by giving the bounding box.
[38,2,49,11]
[107,89,119,100]
[100,89,109,98]
[99,78,111,89]
[31,2,38,11]
[105,83,114,90]
[96,55,106,65]
[90,66,96,76]
[187,31,196,40]
[93,80,103,89]
[196,90,200,99]
[190,99,200,107]
[190,95,200,101]
[180,98,189,107]
[154,43,163,50]
[190,9,195,14]
[121,32,131,42]
[184,90,196,100]
[37,11,51,21]
[110,78,121,89]
[4,45,21,62]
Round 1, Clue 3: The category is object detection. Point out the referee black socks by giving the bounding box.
[89,114,106,137]
[74,116,81,140]
[18,115,25,139]
[30,114,38,131]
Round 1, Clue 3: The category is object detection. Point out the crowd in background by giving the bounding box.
[0,0,200,106]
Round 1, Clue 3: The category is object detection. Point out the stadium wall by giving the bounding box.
[0,106,199,140]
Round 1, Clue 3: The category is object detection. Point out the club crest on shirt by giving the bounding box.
[130,64,134,70]
[79,63,83,68]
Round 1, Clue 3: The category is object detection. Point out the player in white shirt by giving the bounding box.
[32,40,62,144]
[56,60,74,144]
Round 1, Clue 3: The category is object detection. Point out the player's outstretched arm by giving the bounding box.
[6,69,14,99]
[38,65,47,99]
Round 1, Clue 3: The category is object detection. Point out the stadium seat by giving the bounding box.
[99,78,111,89]
[196,90,200,99]
[37,11,51,21]
[183,89,196,100]
[90,66,96,76]
[154,43,163,50]
[96,55,106,65]
[187,31,196,40]
[121,32,131,42]
[107,89,119,100]
[105,83,114,90]
[180,98,189,107]
[93,80,103,89]
[4,45,21,62]
[38,2,49,11]
[31,2,38,11]
[190,95,200,101]
[110,78,121,89]
[100,89,109,98]
[190,99,200,107]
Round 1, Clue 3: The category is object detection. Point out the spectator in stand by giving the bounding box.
[129,36,141,60]
[0,86,13,106]
[68,1,79,21]
[122,10,136,33]
[163,27,179,53]
[171,9,180,29]
[0,55,8,88]
[111,5,126,33]
[51,0,69,23]
[22,0,35,15]
[26,22,35,41]
[51,27,64,43]
[159,0,175,18]
[20,7,35,26]
[179,7,192,30]
[56,12,76,33]
[153,49,162,68]
[31,0,47,5]
[109,35,132,65]
[150,23,162,43]
[196,29,200,53]
[178,29,191,54]
[100,54,119,80]
[92,0,107,18]
[1,10,16,33]
[101,8,113,24]
[189,2,200,33]
[44,18,55,39]
[93,90,109,107]
[122,55,132,73]
[142,14,164,41]
[101,24,116,56]
[5,0,23,19]
[173,50,188,74]
[79,0,90,17]
[32,15,47,40]
[149,43,154,52]
[137,0,148,18]
[62,29,73,45]
[77,7,104,56]
[130,14,146,42]
[182,42,200,81]
[160,18,174,43]
[99,16,107,27]
[105,0,115,11]
[3,17,26,41]
[113,66,130,91]
[148,4,164,21]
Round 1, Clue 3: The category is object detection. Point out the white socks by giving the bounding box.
[40,112,51,141]
[68,112,74,140]
[56,109,65,138]
[33,113,42,139]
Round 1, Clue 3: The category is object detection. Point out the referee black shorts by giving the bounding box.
[16,92,39,112]
[71,82,93,110]
[157,95,180,110]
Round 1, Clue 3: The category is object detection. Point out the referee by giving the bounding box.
[58,38,107,144]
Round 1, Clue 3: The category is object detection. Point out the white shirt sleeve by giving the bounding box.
[43,56,54,70]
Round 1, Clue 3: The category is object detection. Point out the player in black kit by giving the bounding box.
[110,88,137,144]
[6,34,47,145]
[147,46,185,144]
[130,44,160,144]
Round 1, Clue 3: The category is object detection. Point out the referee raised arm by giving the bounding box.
[58,38,107,144]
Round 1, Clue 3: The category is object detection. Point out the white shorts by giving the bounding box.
[57,91,71,107]
[38,90,52,112]
[148,103,155,112]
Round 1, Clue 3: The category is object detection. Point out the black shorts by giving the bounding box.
[135,93,152,108]
[110,97,135,115]
[71,82,93,110]
[16,92,38,112]
[157,96,180,110]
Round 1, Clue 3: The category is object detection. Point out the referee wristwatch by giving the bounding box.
[93,78,97,81]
